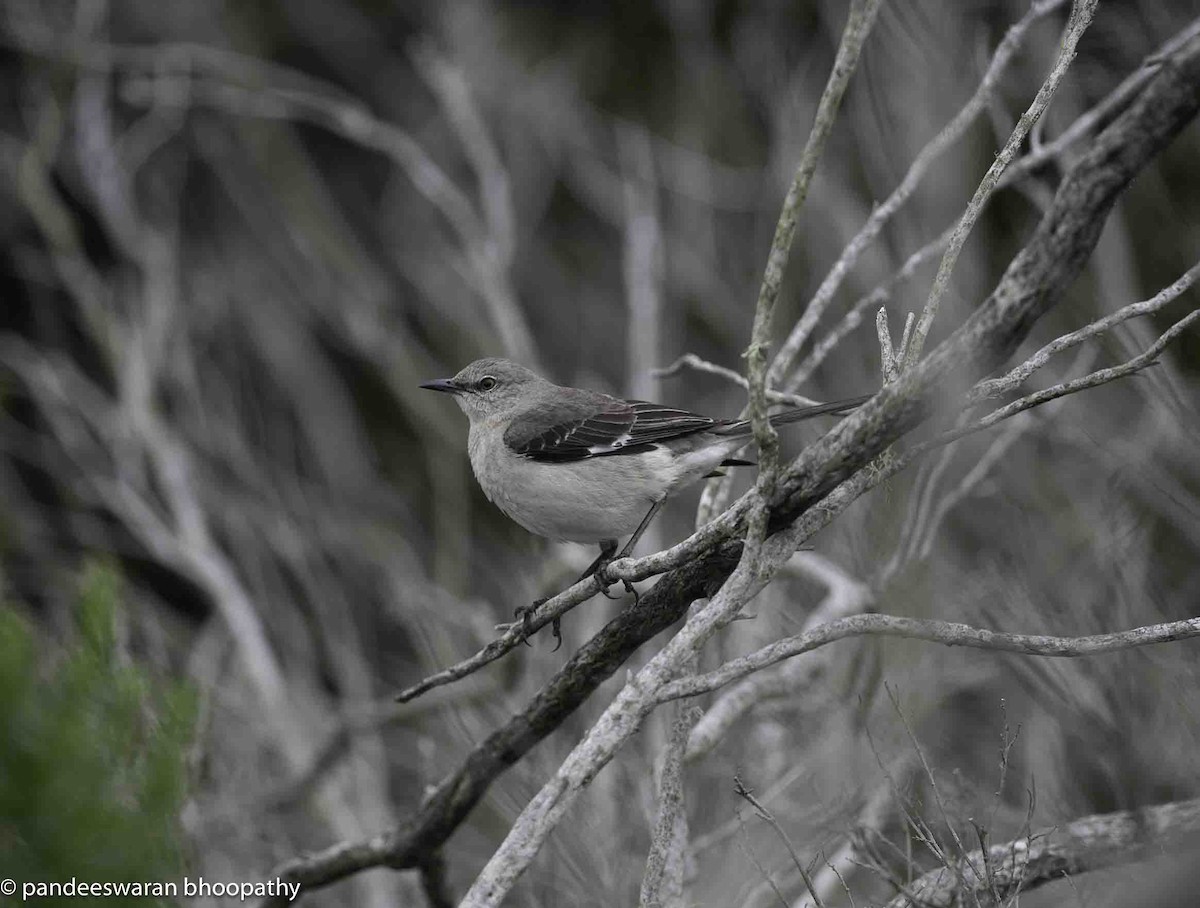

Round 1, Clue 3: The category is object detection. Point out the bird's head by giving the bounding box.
[420,358,546,423]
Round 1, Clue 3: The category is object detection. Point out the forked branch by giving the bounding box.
[259,21,1200,908]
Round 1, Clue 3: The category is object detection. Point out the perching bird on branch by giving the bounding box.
[422,358,867,646]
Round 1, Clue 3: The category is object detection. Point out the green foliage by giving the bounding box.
[0,563,196,905]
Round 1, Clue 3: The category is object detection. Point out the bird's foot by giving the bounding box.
[512,598,563,651]
[595,559,639,605]
[512,599,541,646]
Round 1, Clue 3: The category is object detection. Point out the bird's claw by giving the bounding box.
[512,598,563,651]
[595,560,638,603]
[509,557,640,655]
[599,582,622,600]
[513,599,543,647]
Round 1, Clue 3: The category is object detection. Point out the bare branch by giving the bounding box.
[905,0,1099,366]
[745,0,883,582]
[388,292,1195,906]
[948,308,1200,444]
[771,0,1068,387]
[1000,15,1200,191]
[459,9,884,904]
[655,354,823,408]
[788,226,951,390]
[639,706,699,908]
[257,28,1200,906]
[393,571,603,703]
[770,29,1200,528]
[883,797,1200,908]
[734,776,827,908]
[656,613,1200,703]
[797,767,913,908]
[876,308,900,385]
[788,13,1200,396]
[971,259,1200,401]
[685,553,872,762]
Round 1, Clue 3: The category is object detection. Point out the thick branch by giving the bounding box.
[260,30,1200,905]
[769,29,1200,527]
[264,544,741,899]
[638,706,697,908]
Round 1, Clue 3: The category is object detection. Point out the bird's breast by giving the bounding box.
[465,424,681,543]
[466,420,509,505]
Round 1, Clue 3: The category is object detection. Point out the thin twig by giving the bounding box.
[883,685,979,889]
[946,309,1200,442]
[746,0,884,549]
[796,765,914,908]
[685,553,872,763]
[655,354,822,407]
[999,15,1200,191]
[656,612,1200,703]
[771,0,1069,386]
[971,259,1200,401]
[394,572,605,702]
[905,0,1099,366]
[877,308,899,385]
[788,226,953,390]
[736,801,792,908]
[882,796,1200,907]
[734,776,828,908]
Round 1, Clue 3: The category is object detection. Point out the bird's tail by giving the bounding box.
[715,393,871,436]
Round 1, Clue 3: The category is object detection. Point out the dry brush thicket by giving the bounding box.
[2,1,1199,907]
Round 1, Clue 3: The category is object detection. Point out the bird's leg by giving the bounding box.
[589,538,623,600]
[514,539,620,651]
[514,498,665,648]
[595,497,667,603]
[617,498,668,560]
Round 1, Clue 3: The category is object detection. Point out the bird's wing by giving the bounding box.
[504,392,718,463]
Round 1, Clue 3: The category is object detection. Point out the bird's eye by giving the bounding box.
[478,376,497,391]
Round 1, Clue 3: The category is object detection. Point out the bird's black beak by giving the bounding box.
[420,378,462,395]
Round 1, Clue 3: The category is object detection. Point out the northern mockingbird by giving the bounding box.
[422,357,867,643]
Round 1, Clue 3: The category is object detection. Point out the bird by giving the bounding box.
[422,357,868,645]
